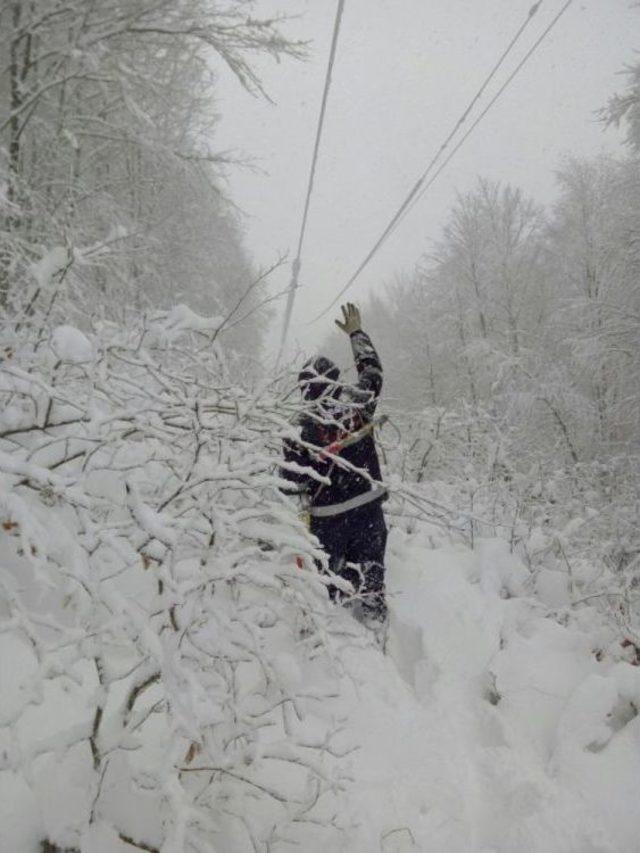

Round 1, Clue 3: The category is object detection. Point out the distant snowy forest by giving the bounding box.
[1,2,640,852]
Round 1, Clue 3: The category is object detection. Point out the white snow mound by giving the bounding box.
[50,325,93,364]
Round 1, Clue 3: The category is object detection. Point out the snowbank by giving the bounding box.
[3,521,639,852]
[2,314,638,852]
[50,325,94,364]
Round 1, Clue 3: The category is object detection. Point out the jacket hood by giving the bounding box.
[298,356,341,401]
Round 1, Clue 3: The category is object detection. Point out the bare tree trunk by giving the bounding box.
[469,259,488,340]
[7,3,23,209]
[455,288,477,407]
[0,3,23,303]
[425,337,438,406]
[542,397,580,465]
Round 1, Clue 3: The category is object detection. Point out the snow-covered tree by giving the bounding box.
[601,58,640,153]
[0,0,302,351]
[548,155,640,454]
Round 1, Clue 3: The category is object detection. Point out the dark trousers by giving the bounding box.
[310,500,387,621]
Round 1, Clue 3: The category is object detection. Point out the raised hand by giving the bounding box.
[335,302,362,335]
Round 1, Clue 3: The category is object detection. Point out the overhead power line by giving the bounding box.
[395,0,575,235]
[276,0,346,364]
[314,0,574,321]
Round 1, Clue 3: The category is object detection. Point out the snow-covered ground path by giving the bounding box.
[2,522,639,852]
[333,529,640,853]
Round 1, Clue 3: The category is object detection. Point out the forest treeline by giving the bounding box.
[323,61,640,587]
[3,0,639,581]
[0,0,302,351]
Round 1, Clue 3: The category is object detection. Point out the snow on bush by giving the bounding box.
[389,405,640,647]
[2,298,640,852]
[50,325,94,364]
[0,312,358,852]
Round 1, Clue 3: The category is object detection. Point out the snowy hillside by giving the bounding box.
[1,315,639,852]
[361,535,640,852]
[2,3,640,848]
[4,525,640,851]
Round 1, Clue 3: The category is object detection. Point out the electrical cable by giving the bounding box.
[393,0,575,235]
[276,0,346,363]
[313,0,574,320]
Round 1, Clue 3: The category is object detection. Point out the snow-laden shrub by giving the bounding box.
[0,309,358,852]
[387,405,640,645]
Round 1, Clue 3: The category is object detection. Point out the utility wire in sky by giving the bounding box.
[313,0,574,321]
[276,0,346,364]
[392,0,576,237]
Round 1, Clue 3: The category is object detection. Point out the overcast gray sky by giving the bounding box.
[214,0,638,358]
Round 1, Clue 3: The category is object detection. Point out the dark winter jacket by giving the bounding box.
[281,331,386,515]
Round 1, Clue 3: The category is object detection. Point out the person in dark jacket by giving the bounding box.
[281,303,388,629]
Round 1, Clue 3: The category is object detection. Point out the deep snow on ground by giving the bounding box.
[2,527,639,852]
[328,530,640,852]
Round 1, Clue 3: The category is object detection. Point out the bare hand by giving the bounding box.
[335,302,362,335]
